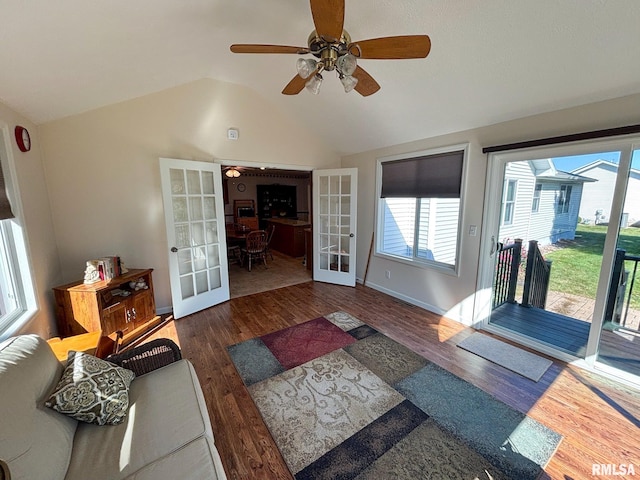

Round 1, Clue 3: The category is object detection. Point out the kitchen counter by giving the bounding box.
[266,218,311,227]
[266,218,311,257]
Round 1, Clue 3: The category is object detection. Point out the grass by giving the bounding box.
[544,224,640,308]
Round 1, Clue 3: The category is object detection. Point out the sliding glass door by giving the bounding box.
[591,148,640,379]
[477,137,640,385]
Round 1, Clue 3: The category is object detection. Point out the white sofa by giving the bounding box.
[0,335,228,480]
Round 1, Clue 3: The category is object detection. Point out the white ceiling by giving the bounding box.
[2,0,640,156]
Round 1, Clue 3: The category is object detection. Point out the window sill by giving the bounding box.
[374,251,459,277]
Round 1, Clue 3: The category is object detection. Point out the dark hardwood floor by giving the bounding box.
[146,281,640,480]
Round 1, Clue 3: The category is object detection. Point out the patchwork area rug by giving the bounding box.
[457,332,553,382]
[228,312,562,479]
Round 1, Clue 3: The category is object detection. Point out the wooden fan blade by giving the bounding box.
[352,66,380,96]
[230,44,309,55]
[282,67,320,95]
[349,35,431,59]
[310,0,345,42]
[282,75,307,95]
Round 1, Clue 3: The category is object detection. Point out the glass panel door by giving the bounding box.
[488,152,619,357]
[160,158,229,318]
[313,168,357,286]
[595,148,640,378]
[478,137,640,385]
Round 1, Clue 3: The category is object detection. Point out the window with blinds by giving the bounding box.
[377,146,466,270]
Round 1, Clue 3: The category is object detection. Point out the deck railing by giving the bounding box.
[493,238,552,310]
[492,239,522,309]
[521,240,553,309]
[606,248,640,332]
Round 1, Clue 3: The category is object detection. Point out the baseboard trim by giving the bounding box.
[363,281,449,318]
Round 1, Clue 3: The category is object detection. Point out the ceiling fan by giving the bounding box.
[230,0,431,97]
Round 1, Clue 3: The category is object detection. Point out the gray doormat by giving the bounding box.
[458,332,553,381]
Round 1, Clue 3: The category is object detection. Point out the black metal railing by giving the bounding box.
[606,248,640,331]
[492,239,522,309]
[493,238,552,310]
[522,240,553,309]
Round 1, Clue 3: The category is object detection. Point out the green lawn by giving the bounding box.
[544,224,640,308]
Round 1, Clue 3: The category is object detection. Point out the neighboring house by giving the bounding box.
[571,160,640,227]
[498,159,596,246]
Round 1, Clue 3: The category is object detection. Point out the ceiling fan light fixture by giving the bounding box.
[336,53,357,76]
[296,58,317,79]
[225,168,241,178]
[340,74,358,93]
[305,73,323,94]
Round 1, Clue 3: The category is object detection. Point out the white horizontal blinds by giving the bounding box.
[0,162,14,220]
[381,150,464,198]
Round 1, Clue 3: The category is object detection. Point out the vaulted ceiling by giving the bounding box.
[2,1,640,155]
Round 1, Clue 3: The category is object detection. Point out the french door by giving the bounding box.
[159,158,229,318]
[475,137,640,384]
[313,168,358,286]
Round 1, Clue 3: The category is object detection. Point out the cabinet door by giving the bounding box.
[133,290,155,328]
[102,301,130,336]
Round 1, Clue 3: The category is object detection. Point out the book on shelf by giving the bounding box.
[97,256,123,281]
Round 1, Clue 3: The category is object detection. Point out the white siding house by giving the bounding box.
[571,160,640,227]
[498,159,594,245]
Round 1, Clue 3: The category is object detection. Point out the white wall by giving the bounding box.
[342,93,640,324]
[39,78,339,312]
[0,101,61,338]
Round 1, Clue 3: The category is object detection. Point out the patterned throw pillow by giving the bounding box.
[46,351,135,425]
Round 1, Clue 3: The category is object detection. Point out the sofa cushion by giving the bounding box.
[124,437,226,480]
[46,351,135,425]
[64,359,216,480]
[0,335,78,480]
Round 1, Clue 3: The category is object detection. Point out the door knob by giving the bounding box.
[170,247,178,253]
[349,233,354,238]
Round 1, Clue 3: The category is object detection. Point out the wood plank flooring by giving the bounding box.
[146,281,640,480]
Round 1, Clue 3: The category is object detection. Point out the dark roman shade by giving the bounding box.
[381,150,464,198]
[0,160,14,220]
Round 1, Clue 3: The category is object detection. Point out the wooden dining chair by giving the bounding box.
[240,230,268,271]
[264,224,276,261]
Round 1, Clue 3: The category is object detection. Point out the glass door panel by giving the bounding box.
[595,149,640,377]
[313,168,357,286]
[160,159,229,318]
[488,152,620,357]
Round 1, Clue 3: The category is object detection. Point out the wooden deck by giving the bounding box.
[491,302,640,376]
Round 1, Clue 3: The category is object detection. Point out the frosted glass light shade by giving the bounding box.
[225,168,240,178]
[340,75,358,93]
[336,54,357,76]
[296,58,317,79]
[305,74,323,94]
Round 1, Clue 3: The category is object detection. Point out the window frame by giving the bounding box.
[375,143,468,276]
[0,126,37,339]
[501,179,517,226]
[531,182,542,213]
[556,184,572,214]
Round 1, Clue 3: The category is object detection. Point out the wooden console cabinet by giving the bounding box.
[53,268,161,347]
